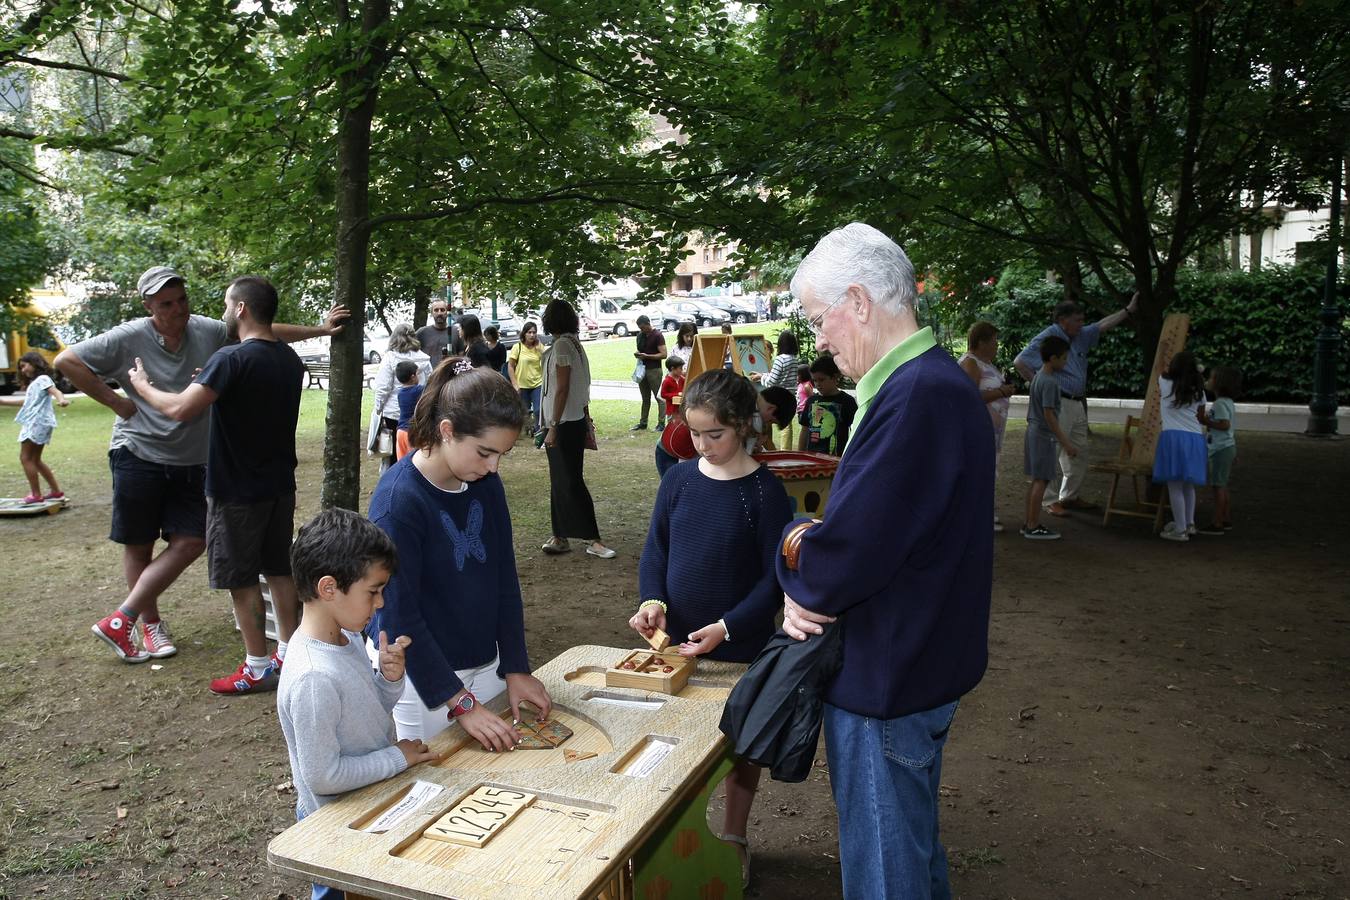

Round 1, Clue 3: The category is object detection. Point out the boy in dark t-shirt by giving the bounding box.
[798,355,858,456]
[129,276,306,695]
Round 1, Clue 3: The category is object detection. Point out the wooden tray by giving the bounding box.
[604,649,695,694]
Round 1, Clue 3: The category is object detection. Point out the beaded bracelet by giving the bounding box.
[638,599,668,614]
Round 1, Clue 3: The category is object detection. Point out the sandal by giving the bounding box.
[719,833,751,889]
[541,538,571,555]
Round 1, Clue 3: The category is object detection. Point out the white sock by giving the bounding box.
[1183,483,1197,528]
[275,640,288,661]
[245,654,272,678]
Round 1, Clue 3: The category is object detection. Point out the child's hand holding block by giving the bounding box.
[644,627,671,652]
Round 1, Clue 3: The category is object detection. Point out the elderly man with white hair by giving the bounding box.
[776,223,994,899]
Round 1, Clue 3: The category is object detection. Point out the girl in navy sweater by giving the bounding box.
[631,368,793,885]
[368,358,551,752]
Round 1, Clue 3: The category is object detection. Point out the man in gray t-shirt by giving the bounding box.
[415,299,453,362]
[57,266,346,665]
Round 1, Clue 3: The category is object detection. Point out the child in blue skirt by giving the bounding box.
[1153,351,1207,542]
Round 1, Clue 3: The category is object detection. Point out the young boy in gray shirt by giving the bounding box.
[1022,335,1077,541]
[279,509,439,898]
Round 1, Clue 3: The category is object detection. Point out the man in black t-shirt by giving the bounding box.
[631,315,668,430]
[129,276,305,696]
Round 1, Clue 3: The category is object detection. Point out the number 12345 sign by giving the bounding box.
[424,787,536,848]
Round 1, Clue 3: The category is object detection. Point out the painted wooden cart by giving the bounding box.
[753,450,839,518]
[267,645,746,899]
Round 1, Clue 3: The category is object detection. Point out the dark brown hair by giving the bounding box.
[227,275,278,323]
[16,351,51,388]
[676,322,697,348]
[683,369,758,437]
[1163,350,1204,407]
[291,508,398,602]
[1039,334,1070,363]
[542,299,578,336]
[966,320,998,351]
[1210,365,1243,400]
[408,357,524,450]
[776,331,799,356]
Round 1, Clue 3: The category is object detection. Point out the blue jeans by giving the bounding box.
[824,700,959,900]
[519,386,542,432]
[296,807,345,900]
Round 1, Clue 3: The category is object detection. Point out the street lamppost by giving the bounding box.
[1306,157,1344,436]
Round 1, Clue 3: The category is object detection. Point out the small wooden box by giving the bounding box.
[605,650,696,694]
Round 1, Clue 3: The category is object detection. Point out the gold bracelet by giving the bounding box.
[639,599,668,614]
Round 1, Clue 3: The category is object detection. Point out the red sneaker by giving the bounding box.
[209,661,279,695]
[140,619,178,659]
[43,490,65,501]
[92,614,151,664]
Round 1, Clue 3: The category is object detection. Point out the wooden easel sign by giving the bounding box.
[685,333,772,387]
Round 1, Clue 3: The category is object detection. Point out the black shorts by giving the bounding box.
[206,493,296,590]
[108,447,208,545]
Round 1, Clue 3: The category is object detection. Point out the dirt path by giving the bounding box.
[0,417,1346,899]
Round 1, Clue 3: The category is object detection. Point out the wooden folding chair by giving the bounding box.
[1090,415,1168,530]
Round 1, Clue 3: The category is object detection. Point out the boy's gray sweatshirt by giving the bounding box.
[277,630,408,817]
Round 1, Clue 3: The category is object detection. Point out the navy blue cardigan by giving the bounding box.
[367,458,530,709]
[776,345,993,719]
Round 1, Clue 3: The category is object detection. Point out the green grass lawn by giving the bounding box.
[0,384,659,505]
[582,322,789,382]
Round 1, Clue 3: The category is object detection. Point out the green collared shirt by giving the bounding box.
[854,326,937,426]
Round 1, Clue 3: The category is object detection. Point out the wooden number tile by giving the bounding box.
[424,787,535,848]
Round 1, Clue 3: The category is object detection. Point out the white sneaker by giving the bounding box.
[1186,524,1198,537]
[1160,526,1189,542]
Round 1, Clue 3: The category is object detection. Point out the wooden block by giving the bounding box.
[423,787,535,848]
[605,649,696,694]
[563,749,597,763]
[644,627,671,652]
[512,717,573,749]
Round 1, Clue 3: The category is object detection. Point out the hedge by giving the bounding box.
[971,266,1348,404]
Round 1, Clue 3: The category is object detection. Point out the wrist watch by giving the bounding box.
[449,691,477,718]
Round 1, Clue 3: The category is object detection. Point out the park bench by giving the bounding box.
[1090,414,1169,530]
[304,360,375,390]
[304,360,330,388]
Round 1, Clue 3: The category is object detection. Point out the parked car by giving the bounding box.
[586,296,657,337]
[658,299,729,331]
[700,295,758,324]
[462,307,521,348]
[579,314,602,341]
[362,329,389,365]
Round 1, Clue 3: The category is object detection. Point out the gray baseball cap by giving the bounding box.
[137,266,185,298]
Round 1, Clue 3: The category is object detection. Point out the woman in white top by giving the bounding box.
[540,300,615,559]
[668,322,697,366]
[959,321,1015,533]
[371,324,432,467]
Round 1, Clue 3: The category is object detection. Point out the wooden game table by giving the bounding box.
[268,644,747,899]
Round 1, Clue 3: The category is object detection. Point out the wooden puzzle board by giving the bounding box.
[267,645,746,900]
[1129,313,1190,465]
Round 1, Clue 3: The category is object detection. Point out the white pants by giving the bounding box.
[364,641,506,742]
[1051,398,1090,504]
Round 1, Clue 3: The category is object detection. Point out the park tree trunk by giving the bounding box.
[320,0,392,511]
[412,282,431,334]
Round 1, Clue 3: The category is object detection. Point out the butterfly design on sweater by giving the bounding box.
[440,501,487,571]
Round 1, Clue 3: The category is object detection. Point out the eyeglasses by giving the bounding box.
[806,295,848,337]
